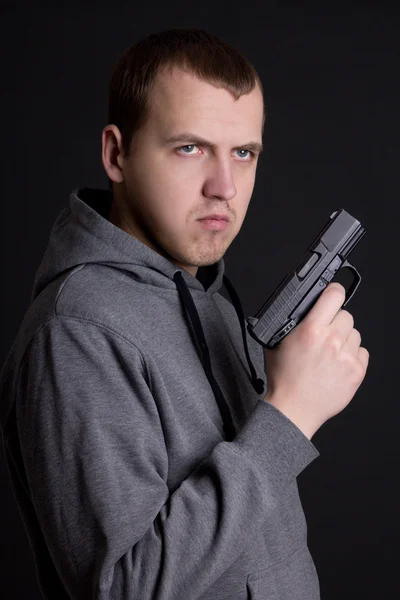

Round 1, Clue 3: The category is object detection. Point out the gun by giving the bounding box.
[247,209,366,349]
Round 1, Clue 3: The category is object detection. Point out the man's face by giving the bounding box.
[116,66,264,276]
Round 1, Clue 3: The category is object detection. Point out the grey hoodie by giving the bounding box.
[0,188,320,600]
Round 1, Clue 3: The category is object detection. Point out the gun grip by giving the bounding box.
[339,260,362,307]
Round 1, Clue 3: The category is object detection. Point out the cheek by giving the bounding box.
[145,163,195,223]
[143,156,194,199]
[128,161,179,210]
[236,178,253,213]
[142,179,189,231]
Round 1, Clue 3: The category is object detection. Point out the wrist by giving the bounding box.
[263,391,319,440]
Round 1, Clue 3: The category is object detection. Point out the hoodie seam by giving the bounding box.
[54,263,87,312]
[52,263,152,375]
[51,265,150,387]
[51,314,152,383]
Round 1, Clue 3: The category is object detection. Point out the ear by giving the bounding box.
[101,124,125,183]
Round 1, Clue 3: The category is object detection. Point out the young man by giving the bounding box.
[0,29,368,599]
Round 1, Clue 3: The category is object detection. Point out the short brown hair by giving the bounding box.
[107,28,266,159]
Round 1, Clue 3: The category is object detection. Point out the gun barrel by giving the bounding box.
[339,225,366,259]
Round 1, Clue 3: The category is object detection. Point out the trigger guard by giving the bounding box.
[340,260,362,307]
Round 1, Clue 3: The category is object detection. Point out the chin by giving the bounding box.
[187,251,225,268]
[165,236,229,269]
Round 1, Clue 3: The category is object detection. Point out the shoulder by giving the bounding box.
[52,264,148,338]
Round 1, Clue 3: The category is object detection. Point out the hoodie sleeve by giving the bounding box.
[16,316,319,600]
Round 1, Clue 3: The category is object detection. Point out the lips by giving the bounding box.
[198,214,230,222]
[197,215,230,231]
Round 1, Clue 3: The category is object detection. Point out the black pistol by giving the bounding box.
[247,209,366,349]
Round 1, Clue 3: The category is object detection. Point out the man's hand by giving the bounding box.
[263,282,369,439]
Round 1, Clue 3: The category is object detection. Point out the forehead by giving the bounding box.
[147,66,264,139]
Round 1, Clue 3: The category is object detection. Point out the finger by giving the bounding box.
[303,282,346,327]
[345,328,361,354]
[357,346,370,371]
[331,309,355,340]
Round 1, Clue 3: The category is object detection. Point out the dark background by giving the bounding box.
[0,1,396,598]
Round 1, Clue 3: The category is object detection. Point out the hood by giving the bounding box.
[32,187,265,441]
[32,187,224,302]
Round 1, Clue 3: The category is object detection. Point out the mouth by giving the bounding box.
[197,216,230,231]
[198,214,230,222]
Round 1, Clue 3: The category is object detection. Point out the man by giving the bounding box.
[0,29,368,599]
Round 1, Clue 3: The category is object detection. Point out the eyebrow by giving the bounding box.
[163,132,263,154]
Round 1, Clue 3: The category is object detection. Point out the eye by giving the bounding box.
[178,145,199,155]
[235,149,254,160]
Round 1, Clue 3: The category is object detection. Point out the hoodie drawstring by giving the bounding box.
[222,275,265,395]
[173,271,265,442]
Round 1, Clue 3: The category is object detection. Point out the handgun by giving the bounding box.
[247,209,366,349]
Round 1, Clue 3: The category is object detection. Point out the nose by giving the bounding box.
[202,157,237,201]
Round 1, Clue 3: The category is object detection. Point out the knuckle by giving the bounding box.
[341,309,354,329]
[355,362,367,383]
[344,355,364,384]
[327,332,342,352]
[353,354,367,381]
[359,346,370,363]
[356,356,366,375]
[299,321,322,345]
